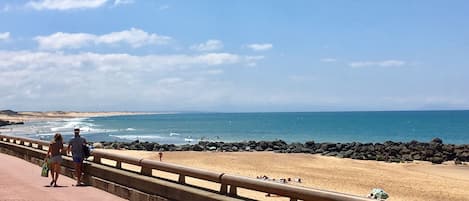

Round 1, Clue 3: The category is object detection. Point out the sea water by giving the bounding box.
[7,111,469,144]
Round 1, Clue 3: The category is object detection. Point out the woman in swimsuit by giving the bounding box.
[47,133,64,187]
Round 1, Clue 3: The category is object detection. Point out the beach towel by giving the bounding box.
[41,158,49,177]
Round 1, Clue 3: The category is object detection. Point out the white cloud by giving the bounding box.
[0,51,245,74]
[1,4,11,12]
[0,50,260,110]
[35,32,95,49]
[320,58,337,63]
[247,43,273,51]
[190,40,223,52]
[113,0,133,6]
[245,55,265,67]
[35,28,171,50]
[159,5,170,10]
[0,32,10,41]
[26,0,109,10]
[204,69,224,75]
[97,28,171,47]
[349,60,406,68]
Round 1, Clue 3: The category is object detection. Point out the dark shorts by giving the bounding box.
[73,156,84,163]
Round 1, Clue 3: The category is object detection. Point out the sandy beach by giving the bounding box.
[99,149,469,201]
[0,111,150,122]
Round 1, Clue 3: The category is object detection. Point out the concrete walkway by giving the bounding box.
[0,153,126,201]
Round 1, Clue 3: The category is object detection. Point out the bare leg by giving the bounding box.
[74,162,82,185]
[49,162,55,186]
[53,163,60,186]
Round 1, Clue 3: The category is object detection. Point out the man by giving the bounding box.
[67,128,87,186]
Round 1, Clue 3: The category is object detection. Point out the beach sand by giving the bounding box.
[99,150,469,201]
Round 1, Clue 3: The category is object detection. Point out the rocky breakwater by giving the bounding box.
[0,110,24,127]
[0,120,24,127]
[97,138,469,164]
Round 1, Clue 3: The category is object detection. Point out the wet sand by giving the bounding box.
[100,150,469,201]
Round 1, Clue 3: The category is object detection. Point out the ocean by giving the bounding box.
[6,111,469,145]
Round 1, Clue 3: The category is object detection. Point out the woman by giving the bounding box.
[47,133,64,187]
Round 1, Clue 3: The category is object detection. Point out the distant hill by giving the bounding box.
[0,110,19,116]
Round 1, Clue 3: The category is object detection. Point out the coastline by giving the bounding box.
[0,110,154,123]
[99,149,469,201]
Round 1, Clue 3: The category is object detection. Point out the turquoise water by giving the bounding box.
[18,111,469,144]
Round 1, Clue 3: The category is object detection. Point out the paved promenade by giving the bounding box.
[0,153,125,201]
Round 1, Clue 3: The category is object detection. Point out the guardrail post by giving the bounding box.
[141,167,152,176]
[19,140,25,146]
[229,185,237,196]
[116,161,122,169]
[93,156,101,164]
[178,174,186,184]
[220,184,228,195]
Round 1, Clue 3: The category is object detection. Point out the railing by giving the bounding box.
[0,134,372,201]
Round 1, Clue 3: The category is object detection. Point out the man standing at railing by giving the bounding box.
[67,128,87,186]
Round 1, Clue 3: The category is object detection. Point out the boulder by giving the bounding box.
[431,137,443,144]
[193,144,204,151]
[304,140,315,148]
[231,146,239,152]
[208,146,217,151]
[255,146,264,151]
[431,157,444,164]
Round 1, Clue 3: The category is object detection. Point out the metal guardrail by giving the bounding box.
[0,134,372,201]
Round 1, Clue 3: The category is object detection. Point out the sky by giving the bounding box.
[0,0,468,112]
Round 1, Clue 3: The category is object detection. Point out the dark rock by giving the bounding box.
[300,148,312,153]
[376,155,385,161]
[431,137,443,144]
[193,144,204,151]
[304,140,315,148]
[431,157,444,164]
[326,152,338,157]
[0,120,11,127]
[402,154,413,161]
[0,110,19,115]
[231,146,239,152]
[258,141,269,149]
[207,142,219,148]
[343,150,354,158]
[389,158,401,163]
[255,146,264,151]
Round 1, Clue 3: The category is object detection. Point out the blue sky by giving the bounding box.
[0,0,468,112]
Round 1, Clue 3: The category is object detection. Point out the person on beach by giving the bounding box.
[67,128,87,186]
[158,148,164,161]
[47,133,63,187]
